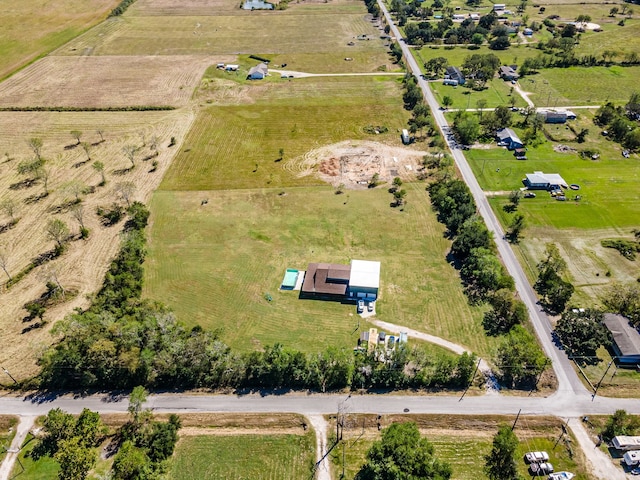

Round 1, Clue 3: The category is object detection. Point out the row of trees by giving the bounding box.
[36,202,477,392]
[426,177,547,388]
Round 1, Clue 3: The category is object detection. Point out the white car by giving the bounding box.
[357,300,364,313]
[367,301,375,312]
[548,473,575,480]
[530,462,554,475]
[524,451,550,464]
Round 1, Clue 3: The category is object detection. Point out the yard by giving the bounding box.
[330,414,595,480]
[144,185,496,357]
[168,434,315,480]
[431,78,527,110]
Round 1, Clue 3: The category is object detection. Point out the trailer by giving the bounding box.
[612,436,640,451]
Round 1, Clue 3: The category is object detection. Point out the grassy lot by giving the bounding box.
[0,416,18,462]
[572,347,640,398]
[576,21,640,61]
[11,435,59,479]
[168,433,315,480]
[330,414,594,480]
[0,0,118,80]
[431,78,527,110]
[525,66,640,106]
[144,186,496,357]
[414,44,543,70]
[161,75,410,191]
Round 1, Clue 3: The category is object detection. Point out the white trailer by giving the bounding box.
[612,436,640,451]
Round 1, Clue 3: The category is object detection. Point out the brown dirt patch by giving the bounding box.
[284,140,428,189]
[0,109,195,380]
[0,56,212,108]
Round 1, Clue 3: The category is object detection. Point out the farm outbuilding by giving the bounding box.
[539,111,567,124]
[496,128,524,150]
[602,313,640,366]
[247,63,268,80]
[348,260,381,300]
[523,171,567,190]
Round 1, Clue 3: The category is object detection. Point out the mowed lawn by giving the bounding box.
[168,434,315,480]
[465,142,640,230]
[144,186,494,356]
[431,78,527,110]
[161,76,410,191]
[0,0,119,80]
[526,66,640,106]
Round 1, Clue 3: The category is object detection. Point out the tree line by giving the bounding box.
[35,202,477,393]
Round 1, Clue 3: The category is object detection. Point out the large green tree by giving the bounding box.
[495,326,547,388]
[482,289,527,335]
[356,422,452,480]
[54,437,96,480]
[484,425,520,480]
[555,309,608,363]
[534,243,574,314]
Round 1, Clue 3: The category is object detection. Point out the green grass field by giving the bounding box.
[431,78,527,110]
[161,75,410,191]
[0,416,17,462]
[12,436,59,479]
[0,0,118,80]
[144,185,496,356]
[414,44,543,71]
[168,434,315,480]
[331,417,594,480]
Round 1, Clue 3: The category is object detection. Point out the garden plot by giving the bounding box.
[0,109,195,380]
[0,56,212,108]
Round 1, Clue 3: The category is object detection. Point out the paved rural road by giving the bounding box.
[377,0,589,400]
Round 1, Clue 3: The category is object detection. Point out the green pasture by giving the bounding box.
[414,44,542,70]
[431,78,527,109]
[465,140,640,229]
[168,434,315,480]
[576,21,640,60]
[144,186,496,356]
[331,428,593,479]
[525,66,640,106]
[161,76,410,191]
[60,10,388,59]
[0,0,118,80]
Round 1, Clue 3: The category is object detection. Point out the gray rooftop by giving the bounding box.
[603,313,640,356]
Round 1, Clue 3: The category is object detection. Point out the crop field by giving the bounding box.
[161,75,410,191]
[0,0,118,81]
[330,414,594,480]
[525,66,640,107]
[169,434,315,480]
[0,109,195,379]
[0,56,212,108]
[144,185,496,356]
[431,78,527,110]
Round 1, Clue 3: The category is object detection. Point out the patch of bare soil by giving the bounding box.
[284,140,428,189]
[0,56,212,108]
[0,109,196,380]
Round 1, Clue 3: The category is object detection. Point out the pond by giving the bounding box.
[242,0,274,9]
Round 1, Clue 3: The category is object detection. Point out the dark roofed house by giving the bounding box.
[603,313,640,366]
[496,127,524,150]
[301,262,350,299]
[539,111,567,124]
[444,66,465,85]
[499,65,519,81]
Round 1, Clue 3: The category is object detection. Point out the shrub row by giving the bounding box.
[108,0,137,17]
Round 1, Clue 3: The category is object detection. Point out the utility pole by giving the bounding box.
[592,358,615,400]
[512,409,522,431]
[2,367,17,384]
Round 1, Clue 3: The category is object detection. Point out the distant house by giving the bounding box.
[496,128,524,150]
[247,63,268,80]
[225,64,239,71]
[470,13,480,20]
[453,13,466,20]
[499,65,519,81]
[444,66,465,85]
[539,110,567,123]
[523,28,534,36]
[603,313,640,366]
[522,171,568,190]
[493,3,505,11]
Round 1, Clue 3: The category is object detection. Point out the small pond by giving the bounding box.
[242,0,274,9]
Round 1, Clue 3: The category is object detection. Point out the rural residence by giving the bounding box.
[602,313,640,366]
[247,63,268,80]
[522,171,568,190]
[300,259,380,301]
[496,128,524,150]
[444,66,465,85]
[499,66,519,81]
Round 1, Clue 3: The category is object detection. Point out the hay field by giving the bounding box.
[0,110,195,379]
[144,186,496,357]
[0,56,212,108]
[0,0,119,80]
[161,75,410,191]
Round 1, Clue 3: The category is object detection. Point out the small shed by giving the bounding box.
[248,63,268,80]
[602,313,640,366]
[401,129,410,144]
[225,64,239,71]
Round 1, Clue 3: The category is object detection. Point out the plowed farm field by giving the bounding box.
[0,56,212,108]
[0,110,195,379]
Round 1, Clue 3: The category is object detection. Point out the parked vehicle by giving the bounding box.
[613,436,640,451]
[623,450,640,466]
[367,301,375,312]
[524,192,536,198]
[548,473,574,480]
[530,462,554,475]
[357,300,364,313]
[524,451,549,464]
